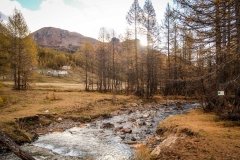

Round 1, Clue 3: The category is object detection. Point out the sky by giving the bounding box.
[0,0,172,44]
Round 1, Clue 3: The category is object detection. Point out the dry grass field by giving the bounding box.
[149,109,240,160]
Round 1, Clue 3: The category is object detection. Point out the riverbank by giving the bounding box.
[137,109,240,160]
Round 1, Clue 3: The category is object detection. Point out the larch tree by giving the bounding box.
[84,42,93,91]
[126,0,143,94]
[122,29,135,94]
[109,30,118,91]
[0,21,10,79]
[97,27,109,92]
[164,3,172,79]
[142,0,159,98]
[7,9,37,90]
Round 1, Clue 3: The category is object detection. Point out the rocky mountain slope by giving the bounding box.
[32,27,99,52]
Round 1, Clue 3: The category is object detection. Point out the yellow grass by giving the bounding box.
[134,145,152,160]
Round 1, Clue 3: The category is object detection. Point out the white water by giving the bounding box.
[34,127,132,160]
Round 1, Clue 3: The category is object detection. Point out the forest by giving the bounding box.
[0,0,240,160]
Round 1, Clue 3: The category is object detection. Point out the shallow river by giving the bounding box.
[2,103,199,160]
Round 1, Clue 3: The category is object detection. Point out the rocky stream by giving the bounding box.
[1,102,199,160]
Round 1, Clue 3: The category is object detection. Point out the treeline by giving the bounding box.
[38,48,71,70]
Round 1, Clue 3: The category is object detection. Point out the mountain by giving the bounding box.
[0,11,8,22]
[32,27,99,52]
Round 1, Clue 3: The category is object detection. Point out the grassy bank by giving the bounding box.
[139,109,240,160]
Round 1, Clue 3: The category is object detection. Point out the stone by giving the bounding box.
[146,129,151,134]
[114,126,123,132]
[131,136,137,141]
[101,122,114,129]
[128,117,136,122]
[146,122,153,127]
[143,113,150,118]
[128,110,133,114]
[136,119,146,126]
[57,117,63,121]
[131,103,138,107]
[151,135,178,157]
[119,135,125,140]
[121,128,132,134]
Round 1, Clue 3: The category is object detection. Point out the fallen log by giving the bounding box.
[0,130,35,160]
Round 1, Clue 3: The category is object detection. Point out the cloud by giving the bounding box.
[0,0,171,40]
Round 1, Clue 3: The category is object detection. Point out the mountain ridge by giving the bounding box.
[32,27,99,52]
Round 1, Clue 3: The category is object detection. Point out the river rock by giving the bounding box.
[130,103,138,107]
[117,120,125,124]
[101,122,114,129]
[128,110,133,114]
[121,128,132,134]
[114,126,123,132]
[128,117,136,122]
[143,113,150,118]
[146,129,151,134]
[136,119,146,126]
[119,135,125,140]
[145,121,153,126]
[151,135,178,157]
[131,136,137,141]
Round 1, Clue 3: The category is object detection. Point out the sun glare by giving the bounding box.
[139,36,147,46]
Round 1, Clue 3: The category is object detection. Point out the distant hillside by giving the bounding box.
[32,27,99,52]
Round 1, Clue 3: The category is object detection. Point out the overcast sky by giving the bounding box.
[1,0,172,43]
